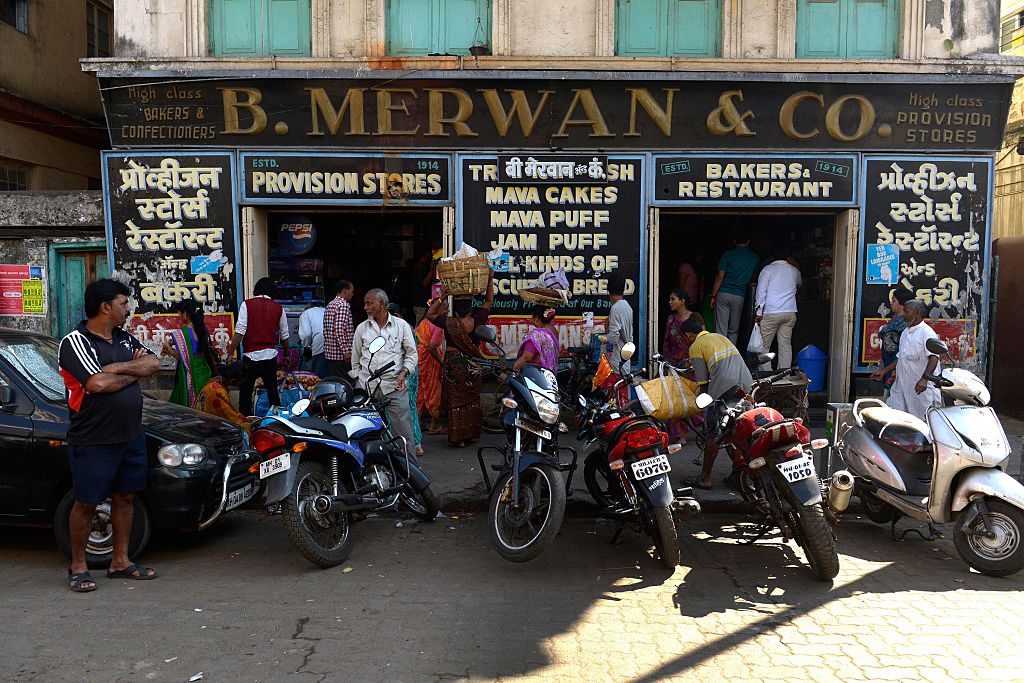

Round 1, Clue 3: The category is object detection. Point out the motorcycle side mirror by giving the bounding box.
[620,342,636,361]
[368,336,386,354]
[474,325,497,342]
[757,352,776,364]
[925,338,948,356]
[291,398,311,415]
[695,393,714,410]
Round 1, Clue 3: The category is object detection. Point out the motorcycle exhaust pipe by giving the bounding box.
[827,470,855,513]
[312,494,379,514]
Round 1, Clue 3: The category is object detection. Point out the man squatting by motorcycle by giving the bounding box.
[680,316,753,491]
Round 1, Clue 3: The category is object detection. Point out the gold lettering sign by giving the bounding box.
[707,90,756,137]
[219,87,267,135]
[307,87,368,136]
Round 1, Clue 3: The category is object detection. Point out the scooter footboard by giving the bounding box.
[951,468,1024,513]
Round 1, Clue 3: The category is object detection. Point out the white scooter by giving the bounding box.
[835,337,1024,577]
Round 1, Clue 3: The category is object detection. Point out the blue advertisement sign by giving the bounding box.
[864,243,899,285]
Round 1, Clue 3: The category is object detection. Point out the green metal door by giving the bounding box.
[211,0,310,56]
[670,0,720,56]
[54,249,108,337]
[797,0,898,58]
[617,0,720,57]
[616,0,665,56]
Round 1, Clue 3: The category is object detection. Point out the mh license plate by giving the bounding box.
[259,453,291,479]
[778,454,816,483]
[225,482,255,510]
[515,418,552,441]
[631,454,671,480]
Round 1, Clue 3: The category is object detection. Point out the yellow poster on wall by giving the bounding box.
[21,279,45,314]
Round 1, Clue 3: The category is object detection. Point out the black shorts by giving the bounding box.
[68,432,148,505]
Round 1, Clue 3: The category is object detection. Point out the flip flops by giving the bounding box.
[682,476,713,490]
[68,570,97,593]
[106,563,159,580]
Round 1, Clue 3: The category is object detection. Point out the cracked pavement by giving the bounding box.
[2,507,1023,682]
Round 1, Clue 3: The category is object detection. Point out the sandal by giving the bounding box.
[68,570,97,592]
[106,563,159,580]
[682,476,713,491]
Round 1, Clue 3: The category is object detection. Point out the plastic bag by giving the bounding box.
[636,368,700,420]
[747,323,765,354]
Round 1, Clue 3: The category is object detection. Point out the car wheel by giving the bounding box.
[53,490,152,570]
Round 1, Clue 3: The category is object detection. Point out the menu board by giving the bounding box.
[459,155,644,355]
[855,157,991,371]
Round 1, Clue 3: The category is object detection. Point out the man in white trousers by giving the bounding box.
[753,244,801,370]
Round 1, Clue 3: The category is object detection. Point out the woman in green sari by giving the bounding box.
[163,300,219,407]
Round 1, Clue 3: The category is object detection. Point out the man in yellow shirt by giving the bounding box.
[682,318,752,490]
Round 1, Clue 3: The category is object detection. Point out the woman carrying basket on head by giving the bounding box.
[163,300,220,408]
[426,269,494,447]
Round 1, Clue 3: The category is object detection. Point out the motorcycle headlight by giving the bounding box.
[158,443,208,468]
[535,396,560,424]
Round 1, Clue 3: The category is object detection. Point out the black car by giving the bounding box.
[0,328,259,568]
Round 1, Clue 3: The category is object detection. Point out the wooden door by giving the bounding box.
[56,250,108,337]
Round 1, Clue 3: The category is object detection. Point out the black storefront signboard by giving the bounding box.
[102,151,240,318]
[459,155,644,354]
[100,75,1012,152]
[239,152,451,204]
[854,157,991,372]
[652,154,858,206]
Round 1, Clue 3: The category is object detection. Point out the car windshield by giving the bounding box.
[0,335,66,402]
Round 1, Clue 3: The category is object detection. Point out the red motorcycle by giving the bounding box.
[578,371,701,569]
[698,369,841,581]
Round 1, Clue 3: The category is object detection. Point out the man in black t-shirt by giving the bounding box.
[57,279,160,592]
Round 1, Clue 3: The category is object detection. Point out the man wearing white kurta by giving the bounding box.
[886,300,941,421]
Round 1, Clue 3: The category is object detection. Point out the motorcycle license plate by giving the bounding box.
[226,482,255,510]
[777,454,815,483]
[515,418,552,441]
[631,454,671,480]
[259,453,291,479]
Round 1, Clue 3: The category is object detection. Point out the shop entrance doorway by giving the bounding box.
[654,211,848,410]
[266,209,444,328]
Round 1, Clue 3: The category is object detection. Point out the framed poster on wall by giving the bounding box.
[853,156,993,373]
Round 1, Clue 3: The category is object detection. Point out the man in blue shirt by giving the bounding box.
[710,232,760,344]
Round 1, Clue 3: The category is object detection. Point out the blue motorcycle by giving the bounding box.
[252,337,438,567]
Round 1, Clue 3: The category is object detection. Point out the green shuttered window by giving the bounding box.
[615,0,722,58]
[797,0,899,59]
[210,0,311,57]
[386,0,492,56]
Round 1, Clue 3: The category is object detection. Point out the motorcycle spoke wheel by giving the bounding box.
[489,464,566,562]
[282,461,353,568]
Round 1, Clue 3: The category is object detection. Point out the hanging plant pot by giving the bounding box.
[469,45,490,56]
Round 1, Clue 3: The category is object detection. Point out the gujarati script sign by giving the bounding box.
[855,157,991,371]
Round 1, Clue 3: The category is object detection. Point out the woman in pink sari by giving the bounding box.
[514,306,559,372]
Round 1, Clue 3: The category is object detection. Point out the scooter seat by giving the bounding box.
[859,407,931,454]
[291,417,350,442]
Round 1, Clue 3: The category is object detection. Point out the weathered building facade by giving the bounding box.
[0,0,112,335]
[85,0,1020,403]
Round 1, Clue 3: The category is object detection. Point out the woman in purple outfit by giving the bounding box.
[513,305,560,372]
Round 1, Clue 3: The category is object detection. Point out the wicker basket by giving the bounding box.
[520,287,565,307]
[437,254,490,295]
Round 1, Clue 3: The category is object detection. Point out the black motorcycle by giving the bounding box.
[474,326,577,562]
[252,337,438,567]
